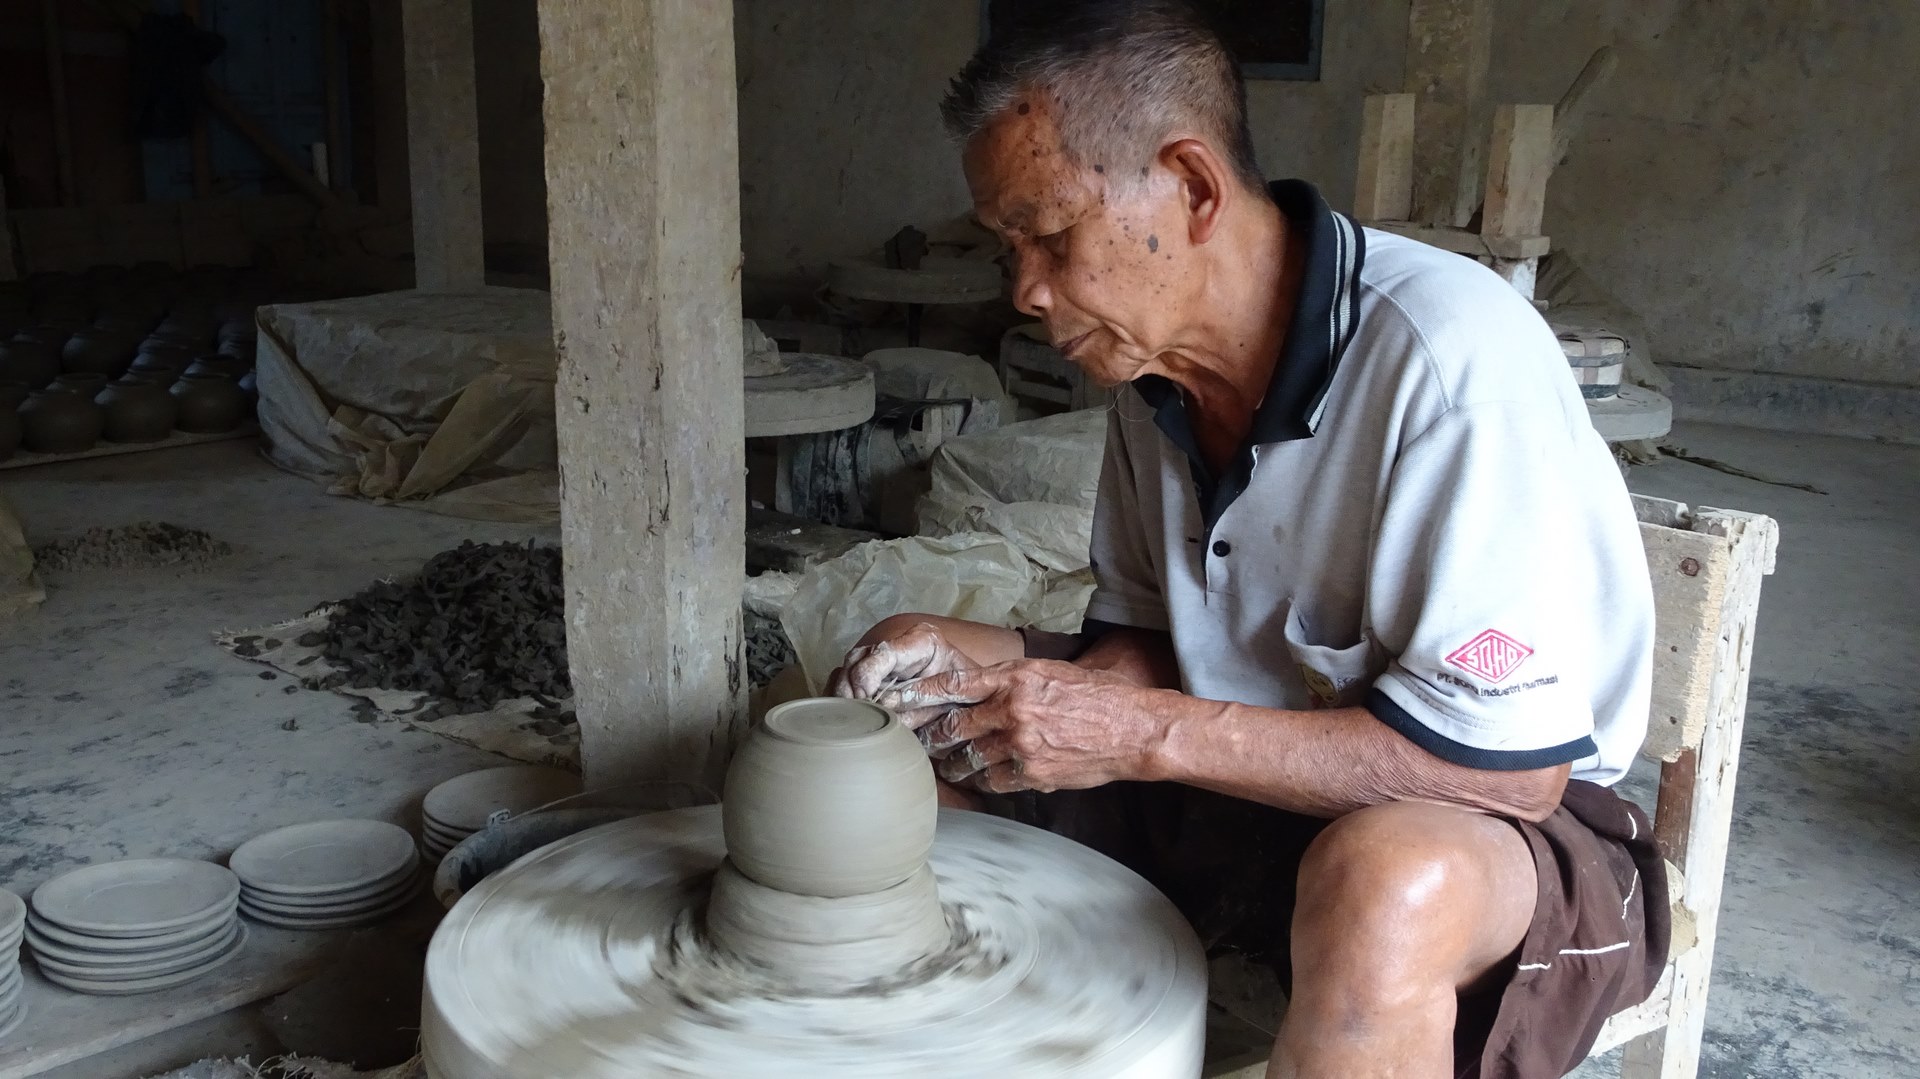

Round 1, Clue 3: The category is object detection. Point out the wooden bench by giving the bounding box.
[1203,495,1780,1078]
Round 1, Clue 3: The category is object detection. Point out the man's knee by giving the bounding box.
[856,612,948,648]
[1292,804,1482,988]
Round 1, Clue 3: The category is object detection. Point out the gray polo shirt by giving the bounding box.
[1085,180,1653,785]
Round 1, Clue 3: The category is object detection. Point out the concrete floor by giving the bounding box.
[0,423,1914,1077]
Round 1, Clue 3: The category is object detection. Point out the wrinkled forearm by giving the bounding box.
[1143,696,1569,821]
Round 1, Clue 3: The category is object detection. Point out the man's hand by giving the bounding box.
[828,621,983,726]
[876,660,1175,793]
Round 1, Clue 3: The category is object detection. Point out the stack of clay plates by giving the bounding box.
[0,889,24,1036]
[420,765,581,862]
[230,820,420,930]
[24,859,244,996]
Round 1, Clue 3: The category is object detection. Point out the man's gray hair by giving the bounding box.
[941,0,1264,195]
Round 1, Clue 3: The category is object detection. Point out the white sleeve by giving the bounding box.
[1365,399,1602,769]
[1083,407,1171,632]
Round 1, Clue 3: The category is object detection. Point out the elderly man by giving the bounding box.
[833,3,1667,1076]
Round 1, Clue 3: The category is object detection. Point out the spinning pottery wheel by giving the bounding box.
[422,701,1207,1077]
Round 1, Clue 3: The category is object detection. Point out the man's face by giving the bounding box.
[963,99,1198,386]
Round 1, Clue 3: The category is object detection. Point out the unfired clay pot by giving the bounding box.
[97,376,177,443]
[0,382,29,411]
[721,697,937,898]
[19,388,103,454]
[0,338,61,388]
[0,403,19,462]
[169,371,248,433]
[51,372,109,397]
[185,354,250,381]
[129,351,190,383]
[61,328,138,378]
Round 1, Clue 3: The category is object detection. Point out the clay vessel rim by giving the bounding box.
[760,698,894,747]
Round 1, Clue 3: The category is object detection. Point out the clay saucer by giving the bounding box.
[36,926,245,996]
[31,921,244,981]
[24,903,232,953]
[423,766,581,833]
[229,820,416,896]
[239,877,423,930]
[31,859,239,938]
[0,889,22,951]
[25,912,233,966]
[242,869,417,914]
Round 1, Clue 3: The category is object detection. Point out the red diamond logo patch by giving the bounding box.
[1445,629,1534,684]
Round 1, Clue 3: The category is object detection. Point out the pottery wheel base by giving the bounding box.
[423,807,1207,1078]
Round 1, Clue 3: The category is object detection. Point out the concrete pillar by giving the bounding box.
[401,0,485,290]
[537,0,748,794]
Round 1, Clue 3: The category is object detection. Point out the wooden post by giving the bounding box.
[1483,103,1554,240]
[1403,0,1493,228]
[401,0,485,290]
[538,0,748,794]
[41,0,77,207]
[1353,93,1415,221]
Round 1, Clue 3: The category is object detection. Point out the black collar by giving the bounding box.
[1128,179,1365,531]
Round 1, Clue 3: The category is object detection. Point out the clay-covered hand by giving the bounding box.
[875,660,1172,793]
[829,622,980,728]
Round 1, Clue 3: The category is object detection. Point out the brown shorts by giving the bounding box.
[999,780,1669,1079]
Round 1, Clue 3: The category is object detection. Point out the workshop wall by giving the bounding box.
[462,0,1917,388]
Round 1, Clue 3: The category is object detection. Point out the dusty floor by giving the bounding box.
[0,424,1914,1077]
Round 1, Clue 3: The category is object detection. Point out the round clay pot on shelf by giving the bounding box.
[0,407,18,462]
[236,369,259,408]
[96,375,178,443]
[61,328,135,377]
[51,372,110,397]
[170,371,249,433]
[18,388,103,454]
[134,341,195,376]
[185,354,250,381]
[0,381,29,412]
[1,337,62,388]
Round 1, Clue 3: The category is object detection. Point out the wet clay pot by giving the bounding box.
[96,376,178,443]
[721,698,937,898]
[185,354,250,381]
[236,369,258,407]
[61,328,135,377]
[18,388,103,454]
[169,372,249,433]
[0,382,29,412]
[130,346,192,382]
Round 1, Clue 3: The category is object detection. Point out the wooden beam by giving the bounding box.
[1554,44,1619,166]
[1403,0,1493,228]
[1353,93,1415,222]
[41,0,77,207]
[201,82,343,211]
[323,0,348,193]
[539,0,749,794]
[401,0,485,290]
[1483,103,1554,240]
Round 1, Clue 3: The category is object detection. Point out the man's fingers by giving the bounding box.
[839,625,955,700]
[876,665,995,713]
[935,735,1013,784]
[968,759,1029,795]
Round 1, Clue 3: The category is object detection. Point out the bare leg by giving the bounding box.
[1269,802,1538,1078]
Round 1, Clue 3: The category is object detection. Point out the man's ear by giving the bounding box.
[1161,138,1235,245]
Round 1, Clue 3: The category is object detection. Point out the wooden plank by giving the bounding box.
[1363,222,1549,260]
[0,426,257,472]
[202,83,344,211]
[540,0,748,794]
[1403,0,1493,227]
[1554,45,1619,166]
[401,0,485,290]
[1636,522,1730,762]
[1352,93,1415,221]
[1484,104,1555,240]
[41,0,77,207]
[1620,509,1778,1079]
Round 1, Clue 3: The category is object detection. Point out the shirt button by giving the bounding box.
[1211,540,1232,557]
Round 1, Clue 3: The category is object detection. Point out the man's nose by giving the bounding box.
[1010,254,1052,317]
